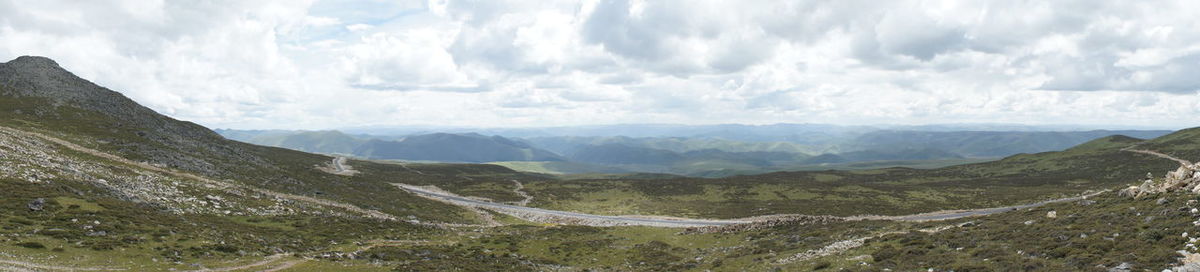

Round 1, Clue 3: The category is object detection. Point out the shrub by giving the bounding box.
[15,241,45,249]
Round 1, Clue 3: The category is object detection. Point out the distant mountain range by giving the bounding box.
[217,130,563,163]
[217,127,1172,177]
[846,130,1174,157]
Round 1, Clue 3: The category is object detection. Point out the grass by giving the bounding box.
[840,192,1194,271]
[4,81,1200,271]
[511,135,1179,219]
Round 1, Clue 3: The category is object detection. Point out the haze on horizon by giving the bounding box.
[1,0,1198,130]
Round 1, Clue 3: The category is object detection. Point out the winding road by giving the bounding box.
[1122,147,1194,166]
[395,183,1103,227]
[867,190,1107,221]
[326,156,357,175]
[396,184,749,227]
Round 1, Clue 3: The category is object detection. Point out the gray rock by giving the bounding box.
[1159,198,1171,205]
[27,198,45,211]
[1108,262,1132,272]
[86,230,107,237]
[1078,199,1097,206]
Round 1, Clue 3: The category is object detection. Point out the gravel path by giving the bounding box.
[327,156,358,176]
[510,180,532,206]
[1122,146,1193,166]
[859,190,1107,222]
[395,183,750,227]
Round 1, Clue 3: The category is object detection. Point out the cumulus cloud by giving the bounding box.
[0,0,1197,129]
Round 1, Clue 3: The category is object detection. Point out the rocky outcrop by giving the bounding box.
[1120,162,1200,198]
[26,198,44,211]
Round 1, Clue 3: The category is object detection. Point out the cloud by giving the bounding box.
[0,0,1197,130]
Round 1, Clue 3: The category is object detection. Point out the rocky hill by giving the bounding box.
[0,56,554,226]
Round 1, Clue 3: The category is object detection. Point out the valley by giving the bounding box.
[1,55,1198,271]
[219,127,1170,178]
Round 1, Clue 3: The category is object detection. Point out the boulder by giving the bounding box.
[27,198,45,211]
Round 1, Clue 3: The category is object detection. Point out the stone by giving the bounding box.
[27,198,45,211]
[1108,262,1132,272]
[1078,199,1097,206]
[1047,211,1057,218]
[1159,198,1171,205]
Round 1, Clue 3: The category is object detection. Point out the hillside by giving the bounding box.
[4,55,1200,271]
[0,56,553,269]
[499,135,1181,218]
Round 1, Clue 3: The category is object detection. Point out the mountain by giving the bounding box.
[354,133,565,162]
[4,55,1200,271]
[0,56,539,267]
[846,130,1172,157]
[522,136,824,156]
[219,129,564,163]
[566,143,685,165]
[216,129,366,154]
[802,148,965,164]
[344,123,876,143]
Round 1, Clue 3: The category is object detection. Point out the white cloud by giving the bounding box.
[0,0,1197,130]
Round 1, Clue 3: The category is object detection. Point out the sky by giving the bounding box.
[1,0,1198,130]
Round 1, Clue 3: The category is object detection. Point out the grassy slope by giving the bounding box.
[830,191,1194,271]
[1140,127,1200,162]
[0,92,509,225]
[4,60,1199,271]
[513,135,1178,218]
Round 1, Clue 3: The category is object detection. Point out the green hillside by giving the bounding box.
[499,135,1180,218]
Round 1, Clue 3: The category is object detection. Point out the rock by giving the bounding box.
[1078,199,1097,206]
[1024,220,1035,225]
[1119,186,1140,198]
[86,230,107,237]
[1047,211,1057,218]
[27,198,45,211]
[1108,262,1132,272]
[1159,198,1171,205]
